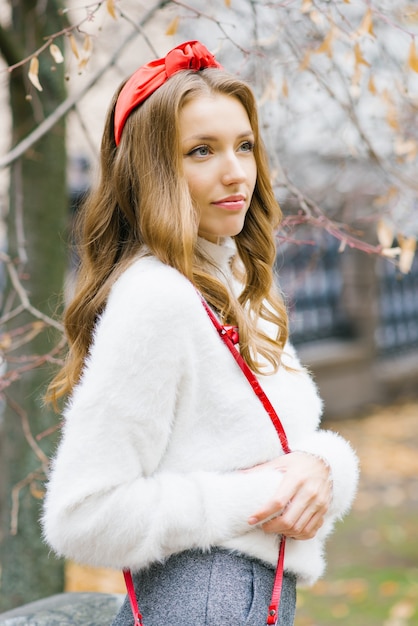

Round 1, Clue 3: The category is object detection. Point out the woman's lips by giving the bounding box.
[212,196,246,211]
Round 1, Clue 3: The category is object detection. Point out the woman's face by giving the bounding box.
[179,93,257,243]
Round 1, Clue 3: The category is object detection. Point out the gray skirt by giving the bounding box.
[111,548,296,626]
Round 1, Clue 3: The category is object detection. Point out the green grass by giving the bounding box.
[295,500,418,626]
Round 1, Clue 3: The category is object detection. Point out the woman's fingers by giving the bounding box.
[260,497,326,538]
[247,451,332,540]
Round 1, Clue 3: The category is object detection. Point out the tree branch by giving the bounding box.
[0,0,170,170]
[0,251,64,331]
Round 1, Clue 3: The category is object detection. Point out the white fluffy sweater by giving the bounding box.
[42,238,359,586]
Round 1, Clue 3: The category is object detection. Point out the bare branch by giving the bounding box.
[0,0,171,170]
[5,393,50,470]
[0,251,64,331]
[10,467,45,535]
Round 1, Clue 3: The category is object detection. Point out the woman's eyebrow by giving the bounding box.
[183,130,254,142]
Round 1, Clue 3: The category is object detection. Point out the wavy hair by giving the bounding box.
[47,68,289,403]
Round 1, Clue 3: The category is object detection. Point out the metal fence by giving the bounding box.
[278,234,418,356]
[276,235,353,345]
[375,252,418,356]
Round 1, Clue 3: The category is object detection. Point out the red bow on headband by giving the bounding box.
[114,40,223,145]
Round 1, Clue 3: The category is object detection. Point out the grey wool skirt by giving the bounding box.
[111,548,296,626]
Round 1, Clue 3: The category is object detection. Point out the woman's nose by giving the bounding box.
[221,153,247,185]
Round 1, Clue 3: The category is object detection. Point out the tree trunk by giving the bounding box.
[0,0,67,610]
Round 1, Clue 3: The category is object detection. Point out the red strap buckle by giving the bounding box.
[267,606,277,625]
[220,325,239,345]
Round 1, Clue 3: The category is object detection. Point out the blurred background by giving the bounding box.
[0,1,417,624]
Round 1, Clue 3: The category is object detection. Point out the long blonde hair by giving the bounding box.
[47,68,288,403]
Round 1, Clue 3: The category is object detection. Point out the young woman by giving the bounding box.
[42,41,359,626]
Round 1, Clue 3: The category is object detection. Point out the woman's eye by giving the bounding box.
[239,140,255,153]
[189,145,210,157]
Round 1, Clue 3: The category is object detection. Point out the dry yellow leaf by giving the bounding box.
[381,247,401,259]
[350,65,362,94]
[0,333,12,351]
[407,41,418,72]
[30,483,45,500]
[377,219,394,248]
[82,34,93,54]
[398,235,417,274]
[282,77,289,98]
[78,34,93,71]
[299,50,311,71]
[368,75,377,94]
[402,6,418,25]
[382,89,400,131]
[338,239,347,253]
[68,34,80,60]
[386,112,400,131]
[310,11,325,26]
[106,0,117,20]
[224,0,231,7]
[166,16,179,36]
[314,28,334,58]
[28,57,43,91]
[343,0,350,3]
[49,44,64,64]
[301,0,312,13]
[357,8,375,37]
[373,186,398,207]
[394,136,418,160]
[354,42,370,67]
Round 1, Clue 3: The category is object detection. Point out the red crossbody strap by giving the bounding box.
[123,295,291,626]
[123,569,143,626]
[199,296,291,454]
[200,295,291,625]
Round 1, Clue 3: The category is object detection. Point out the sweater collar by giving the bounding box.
[197,237,236,274]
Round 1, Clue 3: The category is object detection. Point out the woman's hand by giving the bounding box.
[246,452,332,540]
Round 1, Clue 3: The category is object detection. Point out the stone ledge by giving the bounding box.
[0,592,124,625]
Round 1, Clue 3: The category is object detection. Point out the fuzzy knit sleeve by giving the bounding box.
[278,343,360,522]
[42,259,285,570]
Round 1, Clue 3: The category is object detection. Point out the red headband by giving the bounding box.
[114,40,223,146]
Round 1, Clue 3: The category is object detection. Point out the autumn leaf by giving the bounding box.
[106,0,117,20]
[224,0,231,6]
[78,34,93,71]
[407,41,418,72]
[299,50,311,70]
[313,27,335,58]
[398,235,417,274]
[83,34,93,55]
[301,0,312,13]
[356,8,375,38]
[282,77,289,98]
[354,42,370,67]
[309,10,325,26]
[28,57,43,91]
[0,333,12,351]
[373,186,398,208]
[394,136,418,161]
[166,16,179,36]
[382,89,400,131]
[30,483,45,500]
[402,6,418,25]
[49,44,64,64]
[68,34,80,60]
[377,220,394,249]
[368,75,377,94]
